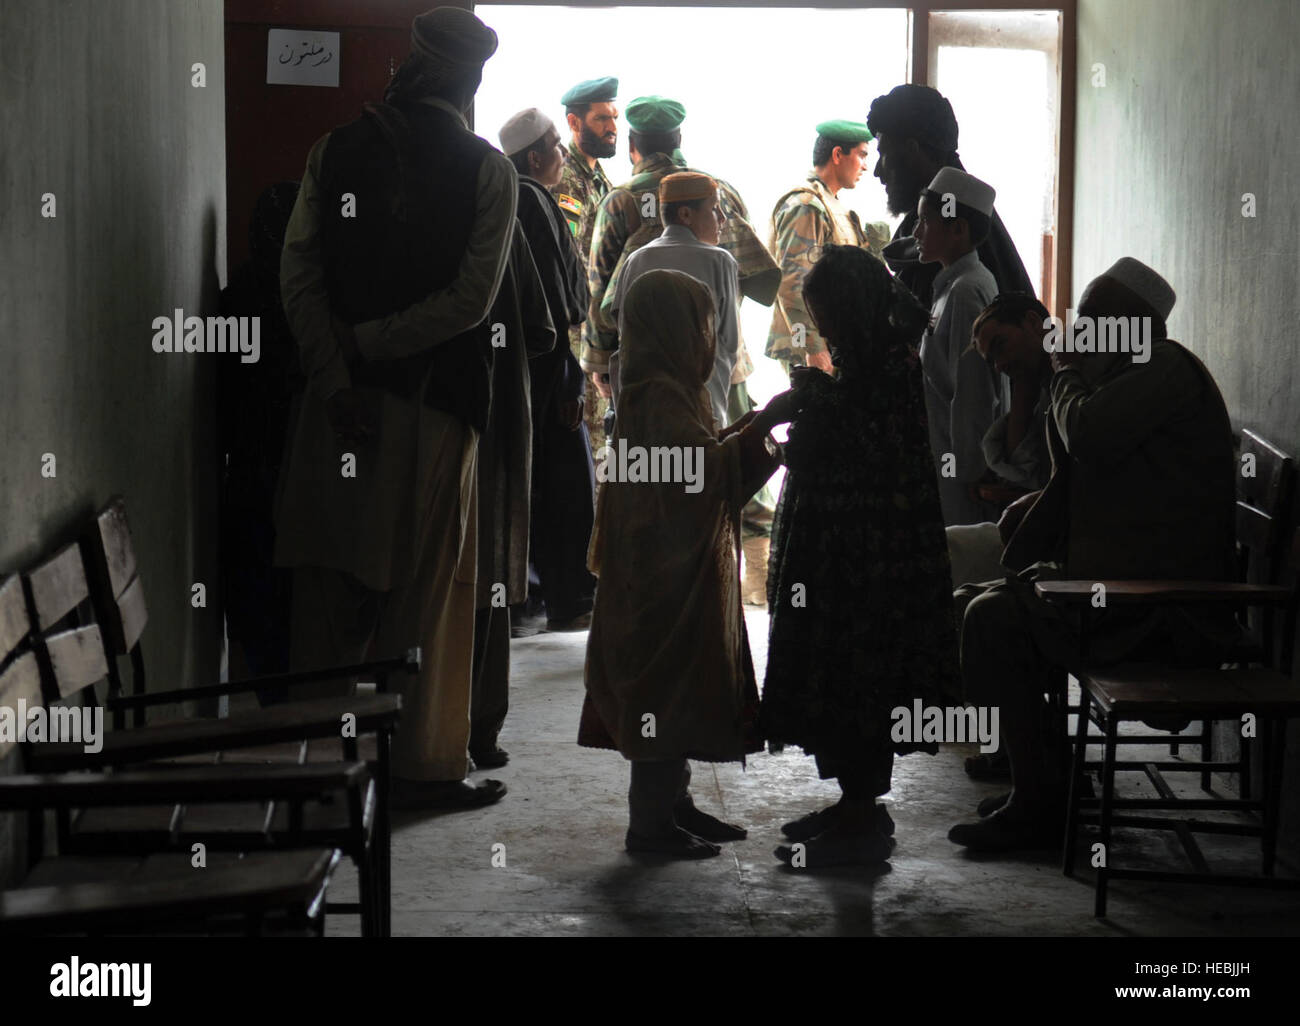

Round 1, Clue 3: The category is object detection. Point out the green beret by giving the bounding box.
[626,96,686,133]
[816,119,873,144]
[561,76,619,106]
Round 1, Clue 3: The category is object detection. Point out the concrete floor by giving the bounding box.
[328,609,1300,937]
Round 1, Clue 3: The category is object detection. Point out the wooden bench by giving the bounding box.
[0,575,345,936]
[17,530,406,935]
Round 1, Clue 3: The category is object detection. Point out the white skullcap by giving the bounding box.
[498,108,555,156]
[1091,257,1177,321]
[927,167,996,216]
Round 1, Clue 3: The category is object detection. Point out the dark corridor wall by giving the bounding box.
[0,0,228,882]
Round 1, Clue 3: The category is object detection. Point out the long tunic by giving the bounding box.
[918,249,1002,526]
[475,221,556,610]
[1002,338,1239,661]
[611,225,740,429]
[275,99,518,590]
[762,347,959,769]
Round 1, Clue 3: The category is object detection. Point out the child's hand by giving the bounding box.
[755,389,802,431]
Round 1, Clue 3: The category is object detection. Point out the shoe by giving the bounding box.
[774,830,893,868]
[978,777,1093,817]
[674,801,747,842]
[510,608,548,638]
[391,778,507,810]
[626,828,720,859]
[948,807,1062,852]
[469,746,509,769]
[547,611,592,632]
[781,803,894,842]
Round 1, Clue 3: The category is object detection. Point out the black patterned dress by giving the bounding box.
[760,344,960,793]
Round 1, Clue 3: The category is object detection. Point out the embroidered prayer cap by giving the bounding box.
[625,96,686,133]
[410,7,498,69]
[815,119,873,144]
[659,172,717,205]
[499,108,556,156]
[926,167,995,216]
[562,76,619,106]
[866,84,958,156]
[1091,257,1177,321]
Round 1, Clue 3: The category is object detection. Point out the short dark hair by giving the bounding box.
[565,103,592,120]
[629,128,681,159]
[812,134,856,167]
[507,136,551,178]
[971,292,1050,342]
[921,188,991,248]
[661,197,708,226]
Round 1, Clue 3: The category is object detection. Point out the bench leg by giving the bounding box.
[1095,714,1119,918]
[1063,687,1091,878]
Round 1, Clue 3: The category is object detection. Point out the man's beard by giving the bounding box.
[884,175,923,218]
[580,124,616,159]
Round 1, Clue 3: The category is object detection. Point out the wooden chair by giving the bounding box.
[17,536,407,935]
[1044,429,1295,796]
[0,574,345,936]
[1044,527,1300,917]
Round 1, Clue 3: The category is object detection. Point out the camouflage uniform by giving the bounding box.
[581,151,779,378]
[551,140,612,453]
[765,172,889,370]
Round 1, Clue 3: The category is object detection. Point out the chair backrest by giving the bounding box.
[81,497,149,658]
[1236,429,1295,586]
[22,543,110,706]
[0,576,40,763]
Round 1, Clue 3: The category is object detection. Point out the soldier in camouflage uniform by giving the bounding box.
[551,76,619,455]
[766,120,890,379]
[581,96,780,401]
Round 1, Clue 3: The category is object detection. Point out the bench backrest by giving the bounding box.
[0,576,40,762]
[22,543,110,708]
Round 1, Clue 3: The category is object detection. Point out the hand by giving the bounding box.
[755,388,801,432]
[331,313,361,368]
[790,365,833,391]
[1050,347,1084,374]
[591,370,612,399]
[997,489,1040,545]
[326,388,378,445]
[558,398,583,431]
[804,349,834,373]
[719,409,758,441]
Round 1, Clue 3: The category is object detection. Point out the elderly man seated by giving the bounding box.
[947,257,1240,852]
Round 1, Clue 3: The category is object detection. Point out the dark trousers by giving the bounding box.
[530,417,596,622]
[628,759,691,835]
[469,603,511,755]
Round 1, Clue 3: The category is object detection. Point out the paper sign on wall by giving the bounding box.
[267,29,340,88]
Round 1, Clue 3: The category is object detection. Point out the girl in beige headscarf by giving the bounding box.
[578,268,796,858]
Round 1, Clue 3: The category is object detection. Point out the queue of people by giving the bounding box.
[222,6,1240,865]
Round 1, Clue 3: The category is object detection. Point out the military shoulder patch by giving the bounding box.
[556,194,584,217]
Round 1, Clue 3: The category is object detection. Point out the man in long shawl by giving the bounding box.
[762,246,961,867]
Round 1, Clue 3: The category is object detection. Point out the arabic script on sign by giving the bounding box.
[266,28,340,88]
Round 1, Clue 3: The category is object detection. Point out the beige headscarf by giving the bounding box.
[584,269,755,762]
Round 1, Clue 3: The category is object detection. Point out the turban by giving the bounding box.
[410,7,498,71]
[866,84,959,157]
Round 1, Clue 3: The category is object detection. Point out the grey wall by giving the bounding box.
[0,0,227,882]
[1075,0,1300,864]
